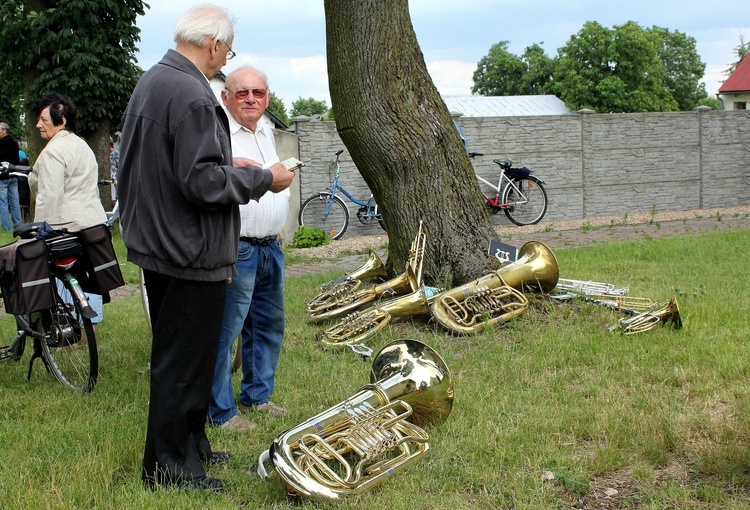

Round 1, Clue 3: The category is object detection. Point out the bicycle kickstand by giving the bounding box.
[27,340,51,382]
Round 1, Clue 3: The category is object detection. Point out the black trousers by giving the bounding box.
[141,270,226,485]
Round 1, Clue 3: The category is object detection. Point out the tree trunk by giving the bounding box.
[324,0,495,287]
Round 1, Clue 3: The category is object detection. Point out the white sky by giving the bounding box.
[134,1,749,109]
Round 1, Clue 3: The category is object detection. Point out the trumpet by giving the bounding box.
[307,222,426,323]
[610,295,682,334]
[307,250,387,311]
[258,339,453,501]
[558,293,656,313]
[430,241,559,334]
[320,286,443,346]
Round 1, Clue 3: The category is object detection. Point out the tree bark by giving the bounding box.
[324,0,495,286]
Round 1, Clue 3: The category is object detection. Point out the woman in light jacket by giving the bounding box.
[29,92,107,324]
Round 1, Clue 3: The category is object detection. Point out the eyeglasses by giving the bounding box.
[220,40,236,60]
[225,88,268,100]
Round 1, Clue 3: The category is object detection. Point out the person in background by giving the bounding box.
[0,122,23,230]
[109,137,119,204]
[28,93,107,325]
[209,66,290,433]
[117,4,293,493]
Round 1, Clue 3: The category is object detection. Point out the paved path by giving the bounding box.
[285,211,750,278]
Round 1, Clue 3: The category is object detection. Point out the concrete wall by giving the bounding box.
[286,109,750,237]
[272,129,301,244]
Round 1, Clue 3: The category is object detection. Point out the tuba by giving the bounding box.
[307,223,426,323]
[258,339,453,501]
[430,241,559,334]
[307,250,387,311]
[320,286,443,346]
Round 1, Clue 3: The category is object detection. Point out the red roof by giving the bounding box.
[719,55,750,93]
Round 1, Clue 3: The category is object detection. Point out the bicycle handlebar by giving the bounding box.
[0,162,32,179]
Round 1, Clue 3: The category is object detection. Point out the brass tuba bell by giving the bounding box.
[258,339,453,501]
[430,241,559,334]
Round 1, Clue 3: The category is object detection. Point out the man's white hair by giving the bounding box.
[173,4,236,47]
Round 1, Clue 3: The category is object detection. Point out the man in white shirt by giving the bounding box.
[209,66,290,431]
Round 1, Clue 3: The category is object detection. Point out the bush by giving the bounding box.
[292,225,330,248]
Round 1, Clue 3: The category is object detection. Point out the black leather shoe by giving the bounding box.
[180,476,226,492]
[201,451,231,465]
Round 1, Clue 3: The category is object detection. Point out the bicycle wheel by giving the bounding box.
[35,275,98,392]
[502,176,548,226]
[298,193,349,240]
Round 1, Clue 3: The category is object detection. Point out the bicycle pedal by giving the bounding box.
[0,346,12,360]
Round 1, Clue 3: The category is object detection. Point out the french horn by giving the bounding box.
[307,222,425,323]
[257,339,453,501]
[430,241,559,334]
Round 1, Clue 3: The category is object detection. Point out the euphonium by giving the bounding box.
[258,339,453,501]
[307,224,426,323]
[430,241,559,334]
[320,286,443,346]
[307,250,387,310]
[308,265,420,323]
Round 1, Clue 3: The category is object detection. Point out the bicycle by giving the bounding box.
[298,150,386,240]
[469,152,548,226]
[0,165,102,391]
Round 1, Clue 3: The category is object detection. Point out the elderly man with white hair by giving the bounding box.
[117,4,293,492]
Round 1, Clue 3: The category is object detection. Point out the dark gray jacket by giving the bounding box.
[118,50,272,281]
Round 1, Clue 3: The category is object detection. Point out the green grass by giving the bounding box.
[1,227,749,508]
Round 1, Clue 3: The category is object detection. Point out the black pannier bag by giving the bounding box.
[68,223,125,297]
[506,166,531,180]
[0,238,54,315]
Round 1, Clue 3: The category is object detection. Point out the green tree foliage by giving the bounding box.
[725,34,749,76]
[520,43,556,95]
[472,41,526,96]
[697,96,722,110]
[473,21,709,113]
[290,97,329,118]
[267,93,290,126]
[651,26,706,111]
[553,21,676,112]
[0,0,147,151]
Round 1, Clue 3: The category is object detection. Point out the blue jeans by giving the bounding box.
[209,240,285,424]
[0,178,22,231]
